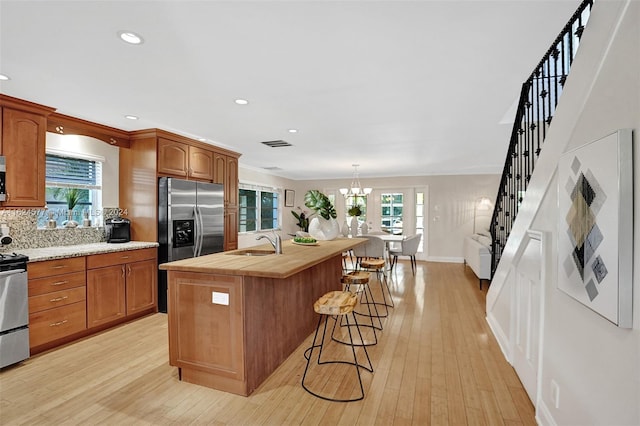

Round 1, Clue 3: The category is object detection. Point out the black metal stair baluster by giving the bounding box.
[488,0,593,277]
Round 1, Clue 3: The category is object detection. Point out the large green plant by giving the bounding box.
[304,189,337,220]
[51,187,84,211]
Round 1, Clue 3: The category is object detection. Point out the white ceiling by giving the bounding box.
[0,0,581,181]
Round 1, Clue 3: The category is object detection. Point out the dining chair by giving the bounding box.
[351,235,386,267]
[352,235,394,313]
[389,233,422,275]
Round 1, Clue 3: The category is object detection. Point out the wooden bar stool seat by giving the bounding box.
[338,271,382,346]
[359,258,395,315]
[302,291,373,402]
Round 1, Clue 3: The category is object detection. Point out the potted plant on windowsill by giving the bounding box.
[304,189,339,240]
[52,188,82,228]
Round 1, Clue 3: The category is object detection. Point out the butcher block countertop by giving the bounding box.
[160,237,366,279]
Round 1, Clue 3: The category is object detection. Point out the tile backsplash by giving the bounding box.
[0,209,106,252]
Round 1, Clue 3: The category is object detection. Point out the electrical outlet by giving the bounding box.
[551,380,560,409]
[212,291,229,305]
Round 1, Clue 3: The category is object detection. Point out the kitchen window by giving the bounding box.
[238,186,279,232]
[38,154,102,227]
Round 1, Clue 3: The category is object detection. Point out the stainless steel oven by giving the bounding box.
[0,253,29,368]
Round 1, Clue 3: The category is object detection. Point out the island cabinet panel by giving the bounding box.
[242,255,343,394]
[168,272,246,394]
[163,242,354,396]
[27,257,87,350]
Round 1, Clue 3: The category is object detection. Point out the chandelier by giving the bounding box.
[339,164,372,197]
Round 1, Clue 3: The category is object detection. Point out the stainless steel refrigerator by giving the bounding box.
[158,177,224,312]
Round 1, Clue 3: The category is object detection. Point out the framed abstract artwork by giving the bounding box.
[557,129,633,328]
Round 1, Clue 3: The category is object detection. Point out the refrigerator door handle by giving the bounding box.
[193,206,200,257]
[195,205,204,257]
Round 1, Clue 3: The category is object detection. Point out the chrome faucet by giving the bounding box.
[256,231,282,254]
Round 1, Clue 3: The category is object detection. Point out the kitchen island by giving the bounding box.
[159,237,365,396]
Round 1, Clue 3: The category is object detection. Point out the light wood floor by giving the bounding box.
[0,261,534,425]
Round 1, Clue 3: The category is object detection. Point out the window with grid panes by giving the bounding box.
[238,187,279,232]
[40,154,102,227]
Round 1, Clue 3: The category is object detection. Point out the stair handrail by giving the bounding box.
[490,0,593,277]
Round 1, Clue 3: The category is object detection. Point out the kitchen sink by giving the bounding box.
[226,249,275,256]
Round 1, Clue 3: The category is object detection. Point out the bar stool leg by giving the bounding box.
[302,311,373,402]
[375,268,395,309]
[335,283,382,346]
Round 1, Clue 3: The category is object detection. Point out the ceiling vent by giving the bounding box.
[261,140,292,148]
[262,166,282,171]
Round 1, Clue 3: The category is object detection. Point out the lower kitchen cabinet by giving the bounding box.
[27,247,157,354]
[86,248,157,329]
[126,259,157,315]
[27,257,88,349]
[29,302,87,348]
[87,264,127,327]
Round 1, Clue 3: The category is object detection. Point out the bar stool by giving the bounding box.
[302,291,373,402]
[360,258,394,317]
[336,271,383,346]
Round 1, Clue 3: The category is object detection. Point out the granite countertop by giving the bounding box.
[17,241,159,262]
[159,237,366,279]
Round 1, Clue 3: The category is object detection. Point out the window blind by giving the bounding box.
[45,154,102,189]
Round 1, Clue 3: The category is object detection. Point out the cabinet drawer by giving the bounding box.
[86,248,157,269]
[29,286,86,313]
[28,257,86,279]
[28,271,86,297]
[29,301,86,348]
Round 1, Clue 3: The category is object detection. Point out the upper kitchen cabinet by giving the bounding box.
[157,138,188,178]
[0,95,56,207]
[122,129,240,243]
[213,152,238,207]
[157,137,214,181]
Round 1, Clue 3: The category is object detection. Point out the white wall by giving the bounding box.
[486,1,639,424]
[237,166,298,248]
[287,174,499,261]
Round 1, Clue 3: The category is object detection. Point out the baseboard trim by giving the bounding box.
[536,400,557,426]
[426,256,464,263]
[486,312,512,364]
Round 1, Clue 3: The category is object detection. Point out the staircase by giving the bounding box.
[490,0,593,276]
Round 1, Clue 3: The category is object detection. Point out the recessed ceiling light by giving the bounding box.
[0,74,10,81]
[118,31,144,45]
[234,99,249,105]
[125,115,139,120]
[288,129,298,133]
